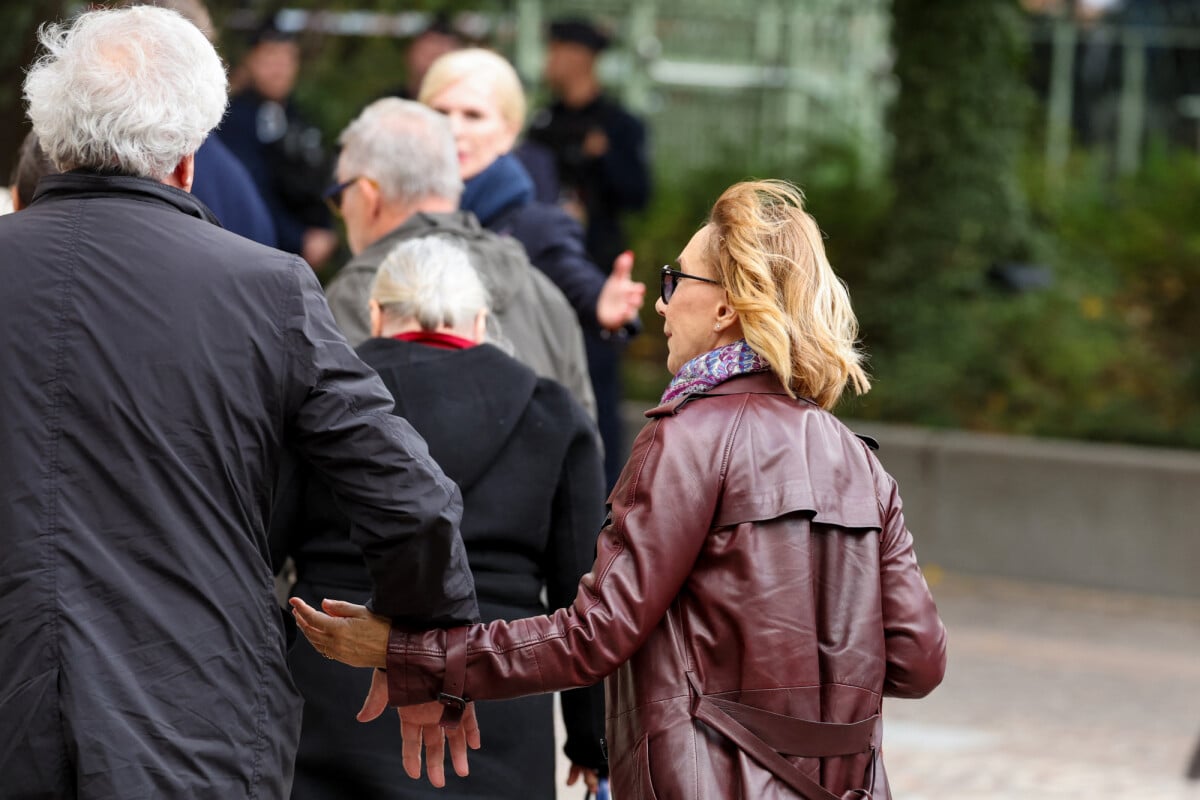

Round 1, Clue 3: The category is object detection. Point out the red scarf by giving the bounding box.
[393,331,476,351]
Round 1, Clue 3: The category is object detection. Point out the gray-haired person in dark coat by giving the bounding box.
[279,236,607,799]
[0,7,478,797]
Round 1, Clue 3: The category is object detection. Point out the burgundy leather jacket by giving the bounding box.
[388,373,947,799]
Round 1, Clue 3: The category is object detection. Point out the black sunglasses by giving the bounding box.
[322,175,368,216]
[660,265,721,304]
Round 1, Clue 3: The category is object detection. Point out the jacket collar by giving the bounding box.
[646,372,792,417]
[350,211,480,273]
[643,372,880,449]
[31,171,222,226]
[459,153,534,227]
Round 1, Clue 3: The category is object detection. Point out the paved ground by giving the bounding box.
[557,570,1200,799]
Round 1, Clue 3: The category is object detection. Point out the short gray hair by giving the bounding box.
[338,98,463,205]
[371,237,489,332]
[23,6,228,181]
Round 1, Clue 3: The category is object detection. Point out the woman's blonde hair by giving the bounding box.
[417,48,526,133]
[707,179,870,409]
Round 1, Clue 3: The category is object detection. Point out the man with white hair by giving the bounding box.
[0,7,479,797]
[324,98,597,418]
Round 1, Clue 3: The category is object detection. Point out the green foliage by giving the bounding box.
[1029,147,1200,445]
[624,133,1200,449]
[840,140,1200,449]
[887,0,1035,285]
[0,1,69,178]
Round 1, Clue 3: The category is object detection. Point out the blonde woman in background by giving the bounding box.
[419,46,644,490]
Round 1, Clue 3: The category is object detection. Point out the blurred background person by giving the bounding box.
[120,0,277,246]
[219,18,336,267]
[391,13,464,101]
[420,47,645,488]
[277,236,607,800]
[9,129,55,211]
[525,17,651,273]
[321,98,595,417]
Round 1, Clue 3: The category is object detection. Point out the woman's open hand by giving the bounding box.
[289,597,389,668]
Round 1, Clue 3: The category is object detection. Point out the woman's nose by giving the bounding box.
[654,296,666,317]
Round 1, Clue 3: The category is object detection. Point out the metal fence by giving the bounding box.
[510,0,894,179]
[249,4,1200,185]
[1032,15,1200,184]
[227,2,891,178]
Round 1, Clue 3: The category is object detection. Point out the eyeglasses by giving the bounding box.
[660,265,721,304]
[323,175,371,216]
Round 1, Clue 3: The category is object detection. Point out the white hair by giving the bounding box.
[23,6,228,181]
[372,237,489,333]
[337,98,463,205]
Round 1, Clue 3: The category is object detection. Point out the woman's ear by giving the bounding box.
[715,296,740,329]
[471,309,488,344]
[499,120,521,155]
[368,300,383,338]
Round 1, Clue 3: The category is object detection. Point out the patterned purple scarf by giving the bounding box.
[660,339,770,405]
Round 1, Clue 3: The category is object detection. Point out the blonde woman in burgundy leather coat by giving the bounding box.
[293,179,948,800]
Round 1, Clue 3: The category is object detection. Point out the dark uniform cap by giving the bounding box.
[548,18,611,52]
[249,16,296,47]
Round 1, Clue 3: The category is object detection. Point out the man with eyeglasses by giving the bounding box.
[322,97,596,418]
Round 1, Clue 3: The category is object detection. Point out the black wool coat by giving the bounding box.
[0,173,478,799]
[279,339,608,800]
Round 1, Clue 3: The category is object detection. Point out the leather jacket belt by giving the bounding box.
[686,672,877,800]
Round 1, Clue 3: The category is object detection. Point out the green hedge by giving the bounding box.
[623,141,1200,450]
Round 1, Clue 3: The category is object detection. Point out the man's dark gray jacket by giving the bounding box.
[325,211,596,419]
[0,173,479,798]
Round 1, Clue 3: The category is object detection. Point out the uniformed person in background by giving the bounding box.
[525,18,651,272]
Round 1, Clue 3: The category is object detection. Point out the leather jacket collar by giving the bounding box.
[647,371,791,417]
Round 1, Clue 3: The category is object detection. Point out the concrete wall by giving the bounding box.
[846,421,1200,598]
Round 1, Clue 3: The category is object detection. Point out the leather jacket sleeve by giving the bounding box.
[282,260,479,626]
[875,467,948,698]
[386,413,723,705]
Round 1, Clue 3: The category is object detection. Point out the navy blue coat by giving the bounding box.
[461,154,638,488]
[0,173,478,799]
[193,136,278,247]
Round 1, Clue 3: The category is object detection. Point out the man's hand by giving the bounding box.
[289,597,389,668]
[596,250,645,331]
[582,128,610,159]
[394,699,481,787]
[567,763,600,793]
